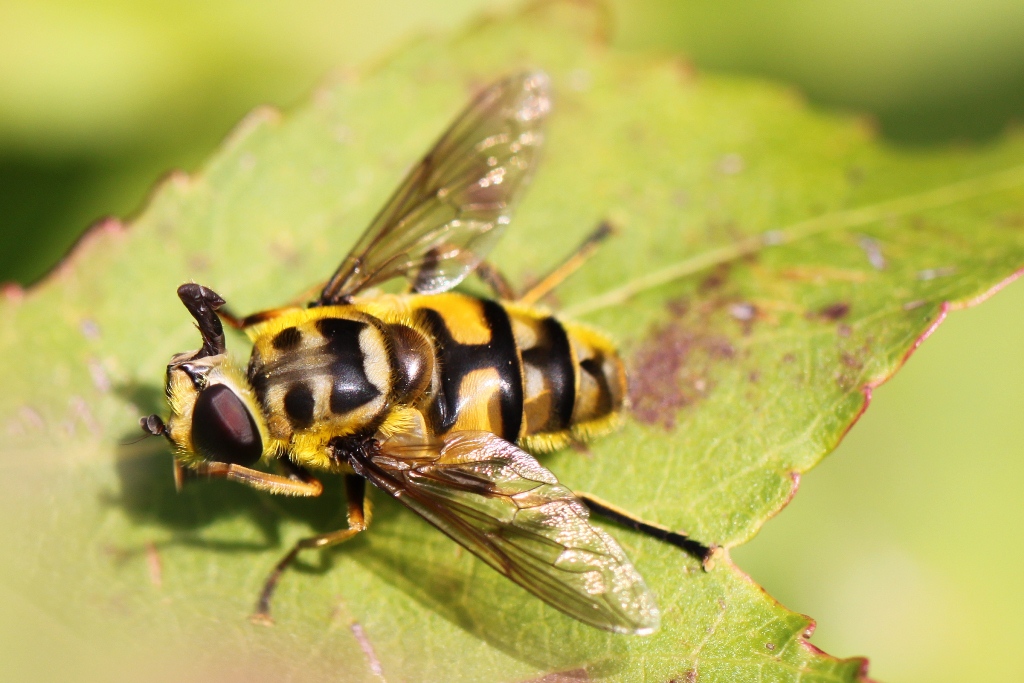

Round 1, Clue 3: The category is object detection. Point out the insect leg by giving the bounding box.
[217,281,326,329]
[474,260,517,300]
[251,474,370,625]
[277,456,316,483]
[517,221,614,305]
[184,461,324,496]
[575,491,714,563]
[217,306,297,330]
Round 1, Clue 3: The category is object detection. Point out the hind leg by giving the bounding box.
[517,221,614,305]
[575,491,717,565]
[474,221,614,302]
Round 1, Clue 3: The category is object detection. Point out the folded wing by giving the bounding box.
[350,430,660,634]
[319,72,550,304]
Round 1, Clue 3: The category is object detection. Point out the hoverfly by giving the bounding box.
[141,72,705,635]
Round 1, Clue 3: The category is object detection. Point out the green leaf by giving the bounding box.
[3,2,1024,681]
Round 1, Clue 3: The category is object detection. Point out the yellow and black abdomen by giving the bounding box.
[242,293,627,464]
[507,302,628,452]
[407,294,626,453]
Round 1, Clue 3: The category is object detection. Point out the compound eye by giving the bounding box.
[191,384,262,466]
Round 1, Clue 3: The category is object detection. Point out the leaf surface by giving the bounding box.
[4,2,1024,681]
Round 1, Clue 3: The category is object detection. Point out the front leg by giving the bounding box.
[217,282,328,330]
[251,474,370,625]
[217,305,298,330]
[180,460,324,496]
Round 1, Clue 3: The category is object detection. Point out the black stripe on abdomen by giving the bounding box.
[420,299,523,442]
[580,355,614,417]
[522,316,576,431]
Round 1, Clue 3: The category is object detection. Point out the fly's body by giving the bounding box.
[242,293,625,471]
[143,72,707,636]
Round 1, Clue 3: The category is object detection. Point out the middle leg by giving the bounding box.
[472,221,614,303]
[251,474,371,625]
[517,221,613,305]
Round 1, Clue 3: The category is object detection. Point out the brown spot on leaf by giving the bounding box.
[699,263,731,292]
[630,303,735,429]
[667,298,689,317]
[630,329,694,428]
[834,350,866,390]
[834,374,853,391]
[817,302,850,321]
[840,352,863,369]
[708,339,736,359]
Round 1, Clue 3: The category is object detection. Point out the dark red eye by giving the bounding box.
[191,384,262,466]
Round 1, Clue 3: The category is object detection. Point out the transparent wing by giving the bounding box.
[353,430,660,635]
[319,72,550,304]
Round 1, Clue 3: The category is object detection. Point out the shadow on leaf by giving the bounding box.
[346,492,630,675]
[107,382,627,672]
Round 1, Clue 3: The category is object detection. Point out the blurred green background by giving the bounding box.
[3,1,1023,681]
